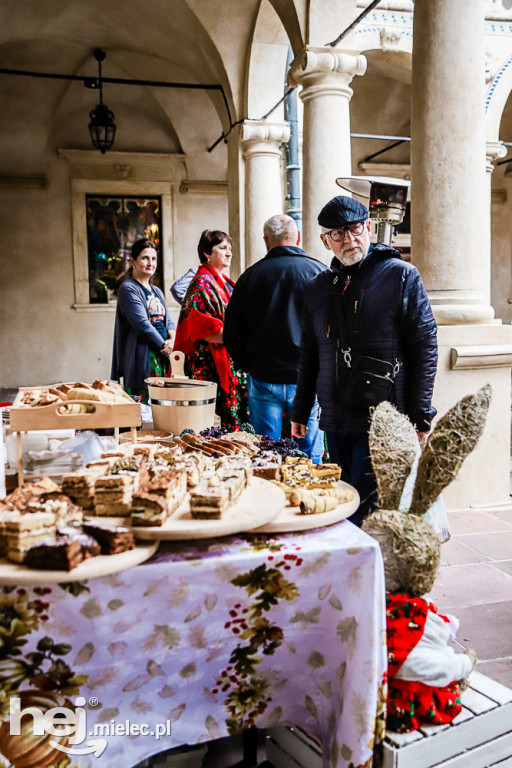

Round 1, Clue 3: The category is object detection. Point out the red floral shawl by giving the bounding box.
[174,264,235,393]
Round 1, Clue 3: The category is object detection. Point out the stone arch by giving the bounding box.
[0,0,239,136]
[352,24,413,71]
[348,35,413,173]
[267,0,304,55]
[486,53,512,139]
[246,0,292,119]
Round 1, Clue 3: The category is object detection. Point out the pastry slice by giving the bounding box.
[189,483,229,520]
[6,511,58,562]
[131,492,169,527]
[144,469,187,504]
[310,463,342,481]
[25,536,84,571]
[82,521,135,554]
[57,526,102,559]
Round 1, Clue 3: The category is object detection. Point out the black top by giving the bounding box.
[223,245,327,384]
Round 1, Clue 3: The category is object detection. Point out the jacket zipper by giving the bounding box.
[333,273,351,431]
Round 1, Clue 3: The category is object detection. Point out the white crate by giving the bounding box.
[265,674,512,768]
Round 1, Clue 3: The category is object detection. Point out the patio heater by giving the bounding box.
[335,176,410,245]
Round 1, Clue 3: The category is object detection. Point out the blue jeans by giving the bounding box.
[247,375,324,464]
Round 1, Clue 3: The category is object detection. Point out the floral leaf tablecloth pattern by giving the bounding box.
[0,521,386,768]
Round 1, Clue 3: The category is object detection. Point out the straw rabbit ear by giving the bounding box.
[369,401,418,510]
[410,384,492,517]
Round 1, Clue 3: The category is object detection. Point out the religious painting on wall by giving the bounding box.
[86,195,162,303]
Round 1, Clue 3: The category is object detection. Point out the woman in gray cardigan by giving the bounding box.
[111,239,175,402]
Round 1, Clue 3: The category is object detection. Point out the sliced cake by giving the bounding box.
[189,479,230,520]
[93,474,134,516]
[82,520,135,554]
[6,512,57,563]
[62,466,105,510]
[143,469,187,513]
[25,535,84,571]
[131,492,169,527]
[56,526,102,559]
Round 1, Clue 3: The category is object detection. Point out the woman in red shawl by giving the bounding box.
[174,230,249,430]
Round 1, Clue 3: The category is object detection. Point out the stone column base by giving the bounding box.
[434,322,512,510]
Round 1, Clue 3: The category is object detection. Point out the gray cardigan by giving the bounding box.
[111,277,175,389]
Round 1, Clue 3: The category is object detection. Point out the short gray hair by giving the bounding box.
[263,214,298,245]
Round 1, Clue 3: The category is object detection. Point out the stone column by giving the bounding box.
[484,140,507,303]
[240,120,290,267]
[411,0,512,511]
[288,47,366,262]
[411,0,493,324]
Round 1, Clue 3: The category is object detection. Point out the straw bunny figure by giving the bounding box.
[362,386,491,733]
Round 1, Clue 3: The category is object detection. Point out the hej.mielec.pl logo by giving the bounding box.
[10,695,172,758]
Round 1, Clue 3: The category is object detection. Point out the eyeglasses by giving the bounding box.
[323,222,365,242]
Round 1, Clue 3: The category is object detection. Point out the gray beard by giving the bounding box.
[337,251,366,267]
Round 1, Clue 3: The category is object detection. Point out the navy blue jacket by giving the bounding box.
[224,245,326,383]
[291,244,438,433]
[111,277,175,389]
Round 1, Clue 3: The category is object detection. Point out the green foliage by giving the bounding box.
[217,553,302,733]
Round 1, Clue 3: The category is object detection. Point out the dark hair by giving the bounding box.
[131,238,157,262]
[197,230,232,263]
[126,238,157,278]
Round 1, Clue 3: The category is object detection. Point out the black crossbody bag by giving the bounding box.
[331,271,400,409]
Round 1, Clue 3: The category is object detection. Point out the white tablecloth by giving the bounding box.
[0,520,386,768]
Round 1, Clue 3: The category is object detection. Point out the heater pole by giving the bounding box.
[376,221,393,245]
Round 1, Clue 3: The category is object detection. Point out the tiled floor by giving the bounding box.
[428,503,512,689]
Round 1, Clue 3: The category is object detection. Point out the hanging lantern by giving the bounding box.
[87,48,116,154]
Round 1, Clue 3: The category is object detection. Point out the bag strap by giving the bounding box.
[331,258,402,377]
[331,258,378,369]
[331,274,351,367]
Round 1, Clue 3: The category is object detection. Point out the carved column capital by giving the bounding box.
[486,139,507,173]
[380,28,403,52]
[287,47,367,101]
[240,120,290,159]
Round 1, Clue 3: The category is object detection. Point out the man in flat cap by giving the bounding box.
[224,214,326,461]
[291,196,438,525]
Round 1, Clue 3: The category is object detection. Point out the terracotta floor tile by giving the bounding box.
[447,511,512,535]
[444,601,512,661]
[486,508,512,525]
[428,563,512,608]
[455,531,512,560]
[476,658,512,689]
[492,560,512,577]
[440,538,490,566]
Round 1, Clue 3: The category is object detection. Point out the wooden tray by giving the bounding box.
[10,391,141,431]
[119,478,286,540]
[0,542,158,586]
[10,383,142,485]
[252,481,360,533]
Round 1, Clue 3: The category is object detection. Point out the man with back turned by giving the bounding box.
[224,214,326,462]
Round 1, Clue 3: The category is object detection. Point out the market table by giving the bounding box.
[0,520,387,768]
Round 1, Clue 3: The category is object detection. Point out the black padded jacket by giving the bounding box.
[224,245,326,383]
[291,243,438,433]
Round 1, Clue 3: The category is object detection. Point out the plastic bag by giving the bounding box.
[59,430,104,466]
[424,493,450,543]
[171,268,195,304]
[399,445,451,543]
